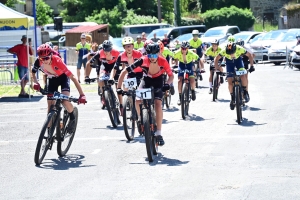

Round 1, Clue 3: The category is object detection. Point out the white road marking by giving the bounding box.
[0,118,109,123]
[91,149,101,154]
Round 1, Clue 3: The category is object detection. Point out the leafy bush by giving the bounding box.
[181,17,204,26]
[122,10,158,25]
[202,6,255,30]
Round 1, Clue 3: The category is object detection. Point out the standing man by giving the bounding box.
[161,34,170,47]
[151,33,160,42]
[141,32,147,42]
[134,35,144,50]
[7,35,33,98]
[75,33,91,83]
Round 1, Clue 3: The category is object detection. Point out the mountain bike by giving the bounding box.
[122,77,139,141]
[100,74,120,128]
[193,60,203,88]
[34,89,79,165]
[162,73,171,109]
[136,87,159,162]
[226,68,247,124]
[212,61,226,101]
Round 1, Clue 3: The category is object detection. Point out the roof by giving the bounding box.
[66,24,108,33]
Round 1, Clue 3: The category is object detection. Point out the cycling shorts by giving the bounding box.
[128,72,143,86]
[196,47,203,61]
[143,75,163,101]
[225,57,244,78]
[47,74,70,99]
[178,62,194,78]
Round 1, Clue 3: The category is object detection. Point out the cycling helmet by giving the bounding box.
[37,43,52,57]
[296,34,300,39]
[192,30,199,35]
[225,42,237,55]
[236,39,244,46]
[122,37,134,45]
[98,44,103,51]
[145,43,160,54]
[228,36,235,42]
[157,40,164,53]
[102,40,113,51]
[144,40,154,48]
[136,35,141,39]
[211,39,219,45]
[45,41,53,48]
[181,41,190,48]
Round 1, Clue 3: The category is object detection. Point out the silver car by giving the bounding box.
[268,29,300,65]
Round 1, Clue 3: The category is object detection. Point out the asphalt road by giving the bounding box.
[0,62,300,200]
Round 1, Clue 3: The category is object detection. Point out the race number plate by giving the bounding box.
[235,70,247,76]
[123,78,137,89]
[136,88,152,99]
[53,92,69,100]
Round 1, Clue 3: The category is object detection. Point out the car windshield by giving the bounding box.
[111,38,123,48]
[280,31,299,42]
[233,34,251,41]
[262,31,285,40]
[250,34,264,44]
[147,29,170,39]
[203,29,226,37]
[173,34,193,42]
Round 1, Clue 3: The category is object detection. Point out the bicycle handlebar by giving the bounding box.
[39,88,80,103]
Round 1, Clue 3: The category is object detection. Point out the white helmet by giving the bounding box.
[192,30,199,34]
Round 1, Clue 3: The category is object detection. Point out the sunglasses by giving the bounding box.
[147,54,158,59]
[39,55,51,61]
[181,47,188,50]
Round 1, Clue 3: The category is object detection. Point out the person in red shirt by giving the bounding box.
[7,35,33,98]
[32,43,87,131]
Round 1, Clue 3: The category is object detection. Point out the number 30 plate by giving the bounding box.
[136,88,152,99]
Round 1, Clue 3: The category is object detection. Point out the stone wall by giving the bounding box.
[279,8,300,29]
[250,0,290,20]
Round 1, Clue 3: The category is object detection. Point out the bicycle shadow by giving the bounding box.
[228,118,267,127]
[36,154,95,170]
[163,119,179,124]
[217,98,230,103]
[0,95,44,102]
[184,114,213,122]
[120,134,145,144]
[93,124,124,131]
[149,153,189,166]
[163,106,179,112]
[242,105,265,111]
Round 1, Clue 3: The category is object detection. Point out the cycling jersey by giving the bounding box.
[162,47,174,58]
[173,49,199,64]
[33,50,62,73]
[189,38,203,49]
[134,41,144,49]
[76,42,91,58]
[219,45,247,60]
[32,55,72,77]
[90,49,120,73]
[205,46,222,58]
[114,50,143,73]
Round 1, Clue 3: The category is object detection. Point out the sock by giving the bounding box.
[209,82,212,88]
[179,93,181,99]
[69,111,75,120]
[230,93,234,101]
[155,130,162,136]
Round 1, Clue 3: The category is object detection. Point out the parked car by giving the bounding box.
[146,25,206,41]
[290,45,300,69]
[268,29,300,65]
[232,31,261,47]
[110,37,124,53]
[250,30,287,61]
[168,33,204,50]
[201,25,240,45]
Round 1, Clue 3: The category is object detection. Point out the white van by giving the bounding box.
[121,23,171,38]
[43,22,98,39]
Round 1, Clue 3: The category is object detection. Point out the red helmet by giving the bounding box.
[144,39,153,49]
[37,44,52,57]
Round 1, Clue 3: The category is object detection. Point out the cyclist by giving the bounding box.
[109,37,143,115]
[85,44,103,82]
[227,35,235,43]
[173,41,199,105]
[32,43,86,131]
[134,35,144,50]
[189,30,205,73]
[203,39,224,94]
[214,42,254,110]
[236,39,255,92]
[117,43,174,146]
[138,39,153,55]
[87,40,120,109]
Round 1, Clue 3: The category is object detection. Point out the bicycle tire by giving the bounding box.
[111,91,121,125]
[213,72,219,101]
[34,111,57,165]
[143,109,154,162]
[57,107,78,157]
[104,90,118,128]
[151,109,158,155]
[166,93,171,109]
[181,83,189,119]
[123,96,135,141]
[235,86,242,124]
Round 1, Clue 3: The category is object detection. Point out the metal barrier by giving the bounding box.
[0,53,17,85]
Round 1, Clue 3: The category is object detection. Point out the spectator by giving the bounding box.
[7,35,33,98]
[161,34,170,47]
[134,35,144,49]
[75,33,91,83]
[151,33,160,42]
[141,32,147,42]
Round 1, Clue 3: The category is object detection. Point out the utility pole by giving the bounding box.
[158,0,162,23]
[174,0,177,26]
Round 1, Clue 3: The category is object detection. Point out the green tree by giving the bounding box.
[36,0,53,25]
[4,0,25,9]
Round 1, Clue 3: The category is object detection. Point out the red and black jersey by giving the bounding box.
[130,55,173,78]
[89,49,120,73]
[114,50,143,73]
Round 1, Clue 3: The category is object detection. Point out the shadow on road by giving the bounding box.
[217,98,230,103]
[120,134,145,144]
[163,106,179,112]
[228,118,267,127]
[242,105,265,111]
[0,95,44,102]
[36,154,95,170]
[184,114,214,122]
[93,125,123,131]
[149,153,189,166]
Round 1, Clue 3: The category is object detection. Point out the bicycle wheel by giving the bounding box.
[104,90,118,128]
[235,86,242,124]
[123,96,135,141]
[181,83,190,119]
[143,109,154,162]
[212,72,219,101]
[165,92,171,109]
[34,111,57,165]
[151,109,158,155]
[57,107,78,157]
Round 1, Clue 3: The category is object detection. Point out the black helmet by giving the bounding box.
[211,39,219,45]
[145,43,160,54]
[181,41,190,48]
[102,40,113,51]
[225,42,237,55]
[98,44,103,51]
[236,39,244,46]
[45,41,53,48]
[296,34,300,39]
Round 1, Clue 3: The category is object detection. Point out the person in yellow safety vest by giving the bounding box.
[134,35,144,50]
